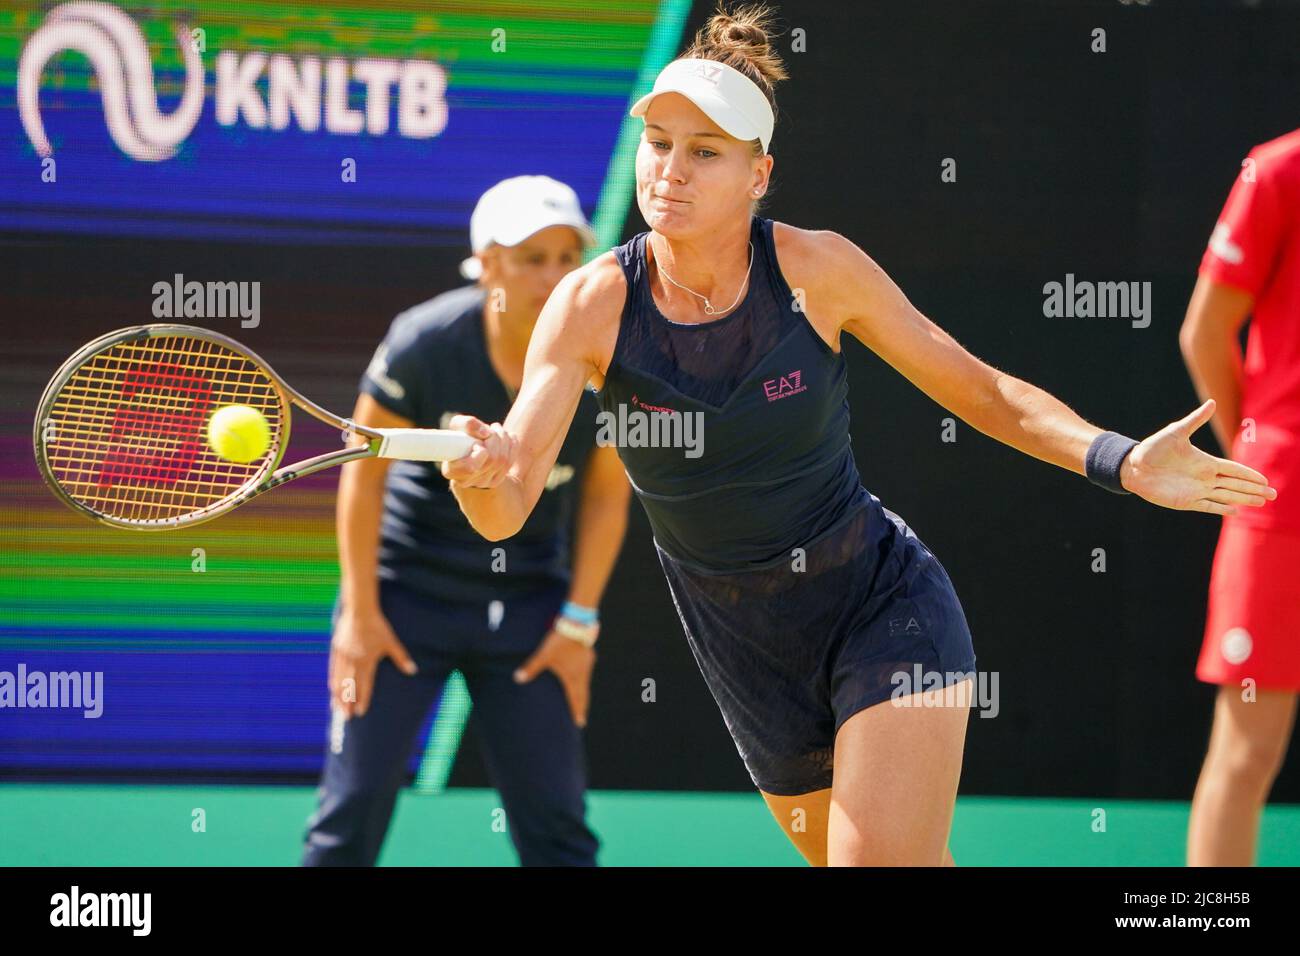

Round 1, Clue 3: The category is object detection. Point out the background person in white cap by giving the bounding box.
[440,2,1274,866]
[302,175,632,866]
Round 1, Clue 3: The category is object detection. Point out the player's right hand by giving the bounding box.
[440,414,516,488]
[329,606,418,719]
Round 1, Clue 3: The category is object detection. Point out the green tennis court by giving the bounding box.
[3,786,1297,866]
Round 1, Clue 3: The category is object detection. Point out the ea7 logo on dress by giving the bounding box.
[762,369,807,402]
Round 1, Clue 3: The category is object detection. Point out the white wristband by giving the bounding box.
[554,616,599,647]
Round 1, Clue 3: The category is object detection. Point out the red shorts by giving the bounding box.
[1198,518,1300,690]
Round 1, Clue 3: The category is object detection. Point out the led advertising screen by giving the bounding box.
[0,0,688,780]
[2,0,682,244]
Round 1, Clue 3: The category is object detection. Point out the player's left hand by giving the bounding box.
[1121,399,1277,516]
[513,628,596,728]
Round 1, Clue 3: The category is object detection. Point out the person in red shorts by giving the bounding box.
[1180,127,1300,866]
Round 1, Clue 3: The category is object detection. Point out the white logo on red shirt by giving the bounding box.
[1209,222,1244,265]
[1220,626,1253,665]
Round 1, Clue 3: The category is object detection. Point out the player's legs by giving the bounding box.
[301,661,447,865]
[659,502,974,866]
[826,677,971,866]
[1190,521,1300,865]
[462,587,599,866]
[760,788,958,866]
[301,583,453,866]
[1187,685,1297,866]
[759,788,830,865]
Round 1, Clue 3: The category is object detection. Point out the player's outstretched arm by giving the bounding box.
[443,257,623,540]
[797,229,1276,517]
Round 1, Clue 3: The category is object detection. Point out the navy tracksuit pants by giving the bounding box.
[301,579,599,866]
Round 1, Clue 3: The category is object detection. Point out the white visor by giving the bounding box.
[629,57,774,153]
[460,175,596,280]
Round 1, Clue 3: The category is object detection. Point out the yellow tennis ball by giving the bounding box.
[207,405,271,464]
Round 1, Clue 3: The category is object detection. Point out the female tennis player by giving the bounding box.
[441,4,1277,866]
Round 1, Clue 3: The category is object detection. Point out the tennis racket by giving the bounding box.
[33,324,476,530]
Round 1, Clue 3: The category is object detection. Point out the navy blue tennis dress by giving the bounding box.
[595,215,977,796]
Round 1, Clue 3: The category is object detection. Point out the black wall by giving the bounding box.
[566,0,1300,800]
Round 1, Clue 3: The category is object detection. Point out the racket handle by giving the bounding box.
[375,428,477,462]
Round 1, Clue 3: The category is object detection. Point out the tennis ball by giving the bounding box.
[207,405,271,464]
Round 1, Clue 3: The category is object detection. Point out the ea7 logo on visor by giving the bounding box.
[19,1,449,163]
[685,61,723,85]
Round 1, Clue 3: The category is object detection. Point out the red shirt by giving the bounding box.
[1198,127,1300,532]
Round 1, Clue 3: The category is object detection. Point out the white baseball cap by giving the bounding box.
[460,175,596,280]
[629,57,775,154]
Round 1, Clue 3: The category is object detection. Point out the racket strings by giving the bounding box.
[43,334,284,524]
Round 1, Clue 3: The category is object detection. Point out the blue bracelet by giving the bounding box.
[1085,431,1139,495]
[561,601,599,625]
